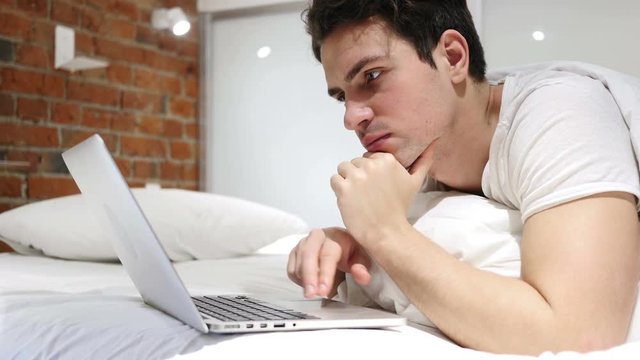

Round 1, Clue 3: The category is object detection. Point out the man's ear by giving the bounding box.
[439,29,470,85]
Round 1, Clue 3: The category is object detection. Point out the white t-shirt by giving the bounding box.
[483,62,640,222]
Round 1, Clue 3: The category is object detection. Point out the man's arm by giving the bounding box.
[367,191,640,354]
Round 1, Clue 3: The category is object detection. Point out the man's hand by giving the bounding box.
[330,146,434,245]
[287,227,371,298]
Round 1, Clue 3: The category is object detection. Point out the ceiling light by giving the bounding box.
[257,46,272,59]
[152,7,191,36]
[532,31,545,41]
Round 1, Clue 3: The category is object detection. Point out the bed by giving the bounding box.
[1,188,639,359]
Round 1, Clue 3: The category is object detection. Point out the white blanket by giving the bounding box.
[2,252,640,359]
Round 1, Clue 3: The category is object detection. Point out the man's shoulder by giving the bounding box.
[488,61,640,90]
[497,62,618,116]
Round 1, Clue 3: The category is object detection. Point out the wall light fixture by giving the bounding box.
[151,7,191,36]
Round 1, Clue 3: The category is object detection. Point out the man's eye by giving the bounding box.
[336,93,345,102]
[365,70,381,83]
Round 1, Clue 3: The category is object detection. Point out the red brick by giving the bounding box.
[100,17,136,40]
[16,0,47,17]
[121,136,166,157]
[0,12,31,39]
[0,93,15,116]
[139,115,164,135]
[160,161,181,180]
[111,111,136,132]
[169,97,195,118]
[143,49,194,74]
[27,175,79,199]
[17,97,48,121]
[16,44,50,69]
[60,129,117,150]
[95,38,144,65]
[179,182,198,191]
[4,150,39,172]
[67,80,120,107]
[127,180,146,188]
[52,103,81,124]
[136,25,157,46]
[170,140,193,160]
[163,119,183,138]
[80,6,105,32]
[106,63,131,84]
[182,163,198,182]
[75,31,94,54]
[39,151,71,174]
[0,175,22,197]
[180,41,198,58]
[114,157,131,178]
[52,1,80,26]
[0,68,65,98]
[185,122,197,139]
[157,33,181,53]
[108,0,139,22]
[30,20,55,48]
[1,238,16,252]
[134,68,181,95]
[138,8,151,23]
[82,107,112,128]
[121,90,163,113]
[74,67,106,82]
[0,123,59,146]
[158,34,198,58]
[184,75,198,97]
[163,0,197,16]
[134,160,157,178]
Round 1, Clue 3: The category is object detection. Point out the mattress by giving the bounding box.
[1,252,639,359]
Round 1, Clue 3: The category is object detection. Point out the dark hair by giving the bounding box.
[304,0,486,81]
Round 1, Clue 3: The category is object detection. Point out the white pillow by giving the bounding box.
[0,188,309,262]
[336,191,522,327]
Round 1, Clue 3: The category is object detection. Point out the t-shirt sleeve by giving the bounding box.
[506,74,640,221]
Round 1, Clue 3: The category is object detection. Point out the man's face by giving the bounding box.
[320,18,457,170]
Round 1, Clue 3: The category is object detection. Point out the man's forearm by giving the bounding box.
[365,224,623,355]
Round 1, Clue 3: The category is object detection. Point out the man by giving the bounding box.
[286,0,640,355]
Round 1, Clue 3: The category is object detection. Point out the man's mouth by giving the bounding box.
[362,133,391,152]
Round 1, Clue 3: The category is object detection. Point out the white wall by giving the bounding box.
[483,0,640,77]
[197,0,301,13]
[204,6,362,228]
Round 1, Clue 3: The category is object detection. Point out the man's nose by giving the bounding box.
[343,100,373,131]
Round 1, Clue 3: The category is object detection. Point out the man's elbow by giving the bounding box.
[552,327,629,354]
[572,332,627,353]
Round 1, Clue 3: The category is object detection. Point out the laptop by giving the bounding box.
[61,134,406,334]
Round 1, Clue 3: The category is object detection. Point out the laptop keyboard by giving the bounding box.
[192,295,319,322]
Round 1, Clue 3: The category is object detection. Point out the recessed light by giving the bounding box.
[257,46,271,59]
[532,31,545,41]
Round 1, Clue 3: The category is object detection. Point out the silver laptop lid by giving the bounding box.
[62,134,208,332]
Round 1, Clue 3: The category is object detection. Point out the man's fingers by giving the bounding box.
[287,247,300,285]
[336,160,356,178]
[298,229,325,298]
[317,240,342,297]
[350,263,372,285]
[347,247,372,285]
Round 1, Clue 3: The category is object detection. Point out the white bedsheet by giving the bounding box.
[1,253,639,359]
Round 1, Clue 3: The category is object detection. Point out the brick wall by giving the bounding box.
[0,0,200,215]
